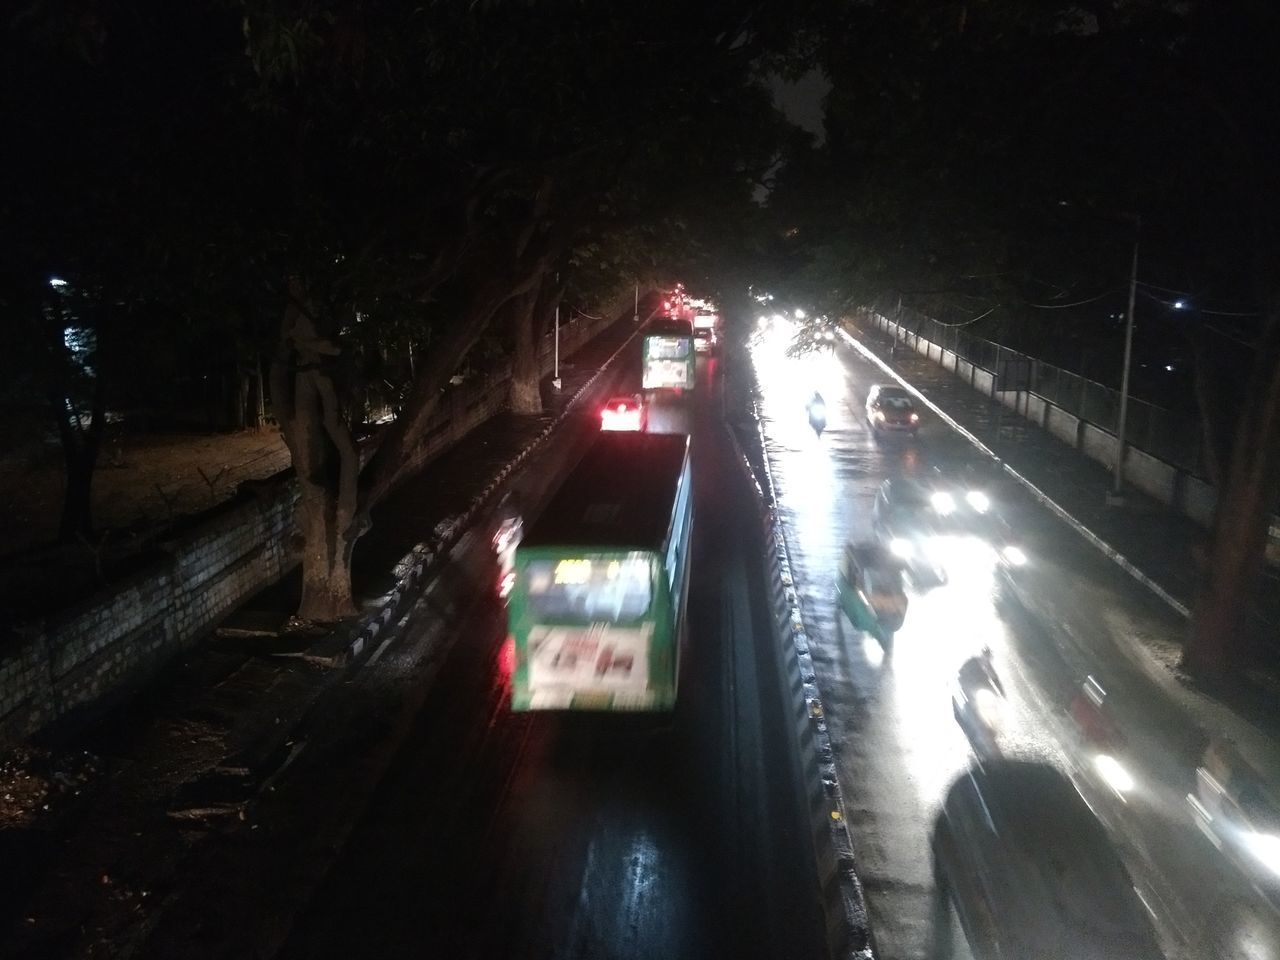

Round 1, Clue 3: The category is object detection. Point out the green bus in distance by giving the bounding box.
[507,432,693,712]
[642,318,696,392]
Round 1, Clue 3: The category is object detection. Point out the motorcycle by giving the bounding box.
[807,395,827,436]
[953,650,1006,760]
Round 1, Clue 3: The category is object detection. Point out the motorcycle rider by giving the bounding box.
[954,646,1006,758]
[959,645,1005,699]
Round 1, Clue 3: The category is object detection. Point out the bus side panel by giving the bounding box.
[658,454,694,705]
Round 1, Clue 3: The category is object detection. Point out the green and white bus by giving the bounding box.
[642,319,696,392]
[507,432,693,711]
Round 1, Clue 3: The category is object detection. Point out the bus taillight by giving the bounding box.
[499,635,517,677]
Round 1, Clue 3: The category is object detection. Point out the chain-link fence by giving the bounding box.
[875,303,1204,473]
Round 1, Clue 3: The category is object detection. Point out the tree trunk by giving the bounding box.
[271,278,362,622]
[295,462,359,622]
[252,354,267,430]
[508,287,542,414]
[1183,309,1280,679]
[231,364,249,430]
[59,449,95,543]
[53,371,106,544]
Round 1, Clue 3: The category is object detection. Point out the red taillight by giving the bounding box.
[499,635,516,676]
[601,406,641,430]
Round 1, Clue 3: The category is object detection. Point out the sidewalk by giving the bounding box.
[844,316,1280,763]
[0,309,645,959]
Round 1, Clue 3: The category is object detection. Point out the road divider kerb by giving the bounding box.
[837,325,1192,620]
[722,407,876,960]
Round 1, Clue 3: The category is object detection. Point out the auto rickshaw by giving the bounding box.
[837,541,908,649]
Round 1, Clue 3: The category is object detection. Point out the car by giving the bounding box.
[600,394,647,431]
[693,327,717,354]
[866,383,920,436]
[1189,736,1280,888]
[870,477,948,585]
[931,760,1164,960]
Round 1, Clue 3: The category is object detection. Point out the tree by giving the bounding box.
[228,0,799,620]
[771,0,1280,678]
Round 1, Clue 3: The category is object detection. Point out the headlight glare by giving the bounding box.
[930,491,956,515]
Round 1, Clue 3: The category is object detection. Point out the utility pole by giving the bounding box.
[1109,216,1140,505]
[552,272,562,391]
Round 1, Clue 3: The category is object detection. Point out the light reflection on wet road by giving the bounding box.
[278,347,828,960]
[751,321,1280,960]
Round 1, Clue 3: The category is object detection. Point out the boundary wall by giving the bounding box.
[0,308,624,742]
[866,312,1280,559]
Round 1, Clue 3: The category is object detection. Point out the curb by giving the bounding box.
[721,402,875,959]
[837,324,1192,620]
[326,313,649,668]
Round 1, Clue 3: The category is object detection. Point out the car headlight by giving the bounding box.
[889,537,913,559]
[965,490,990,513]
[1001,545,1028,567]
[930,491,956,515]
[1094,754,1136,795]
[1241,832,1280,876]
[973,687,1003,732]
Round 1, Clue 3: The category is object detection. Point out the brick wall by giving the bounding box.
[0,308,623,743]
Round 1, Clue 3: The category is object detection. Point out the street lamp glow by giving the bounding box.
[49,277,67,289]
[794,308,806,319]
[1173,299,1187,310]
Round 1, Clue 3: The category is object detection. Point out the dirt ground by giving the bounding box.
[0,429,291,619]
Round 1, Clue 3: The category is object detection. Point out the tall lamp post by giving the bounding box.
[552,272,562,391]
[634,283,639,323]
[1108,215,1141,505]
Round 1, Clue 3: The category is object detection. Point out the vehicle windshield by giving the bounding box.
[648,336,691,359]
[522,555,652,622]
[889,484,931,510]
[863,568,901,596]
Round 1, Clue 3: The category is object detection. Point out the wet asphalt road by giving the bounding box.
[279,349,829,960]
[750,321,1280,960]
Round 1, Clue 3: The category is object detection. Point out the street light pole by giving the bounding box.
[1109,217,1140,504]
[552,300,561,390]
[634,283,639,323]
[551,272,562,391]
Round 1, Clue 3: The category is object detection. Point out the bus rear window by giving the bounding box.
[648,337,691,360]
[523,555,652,621]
